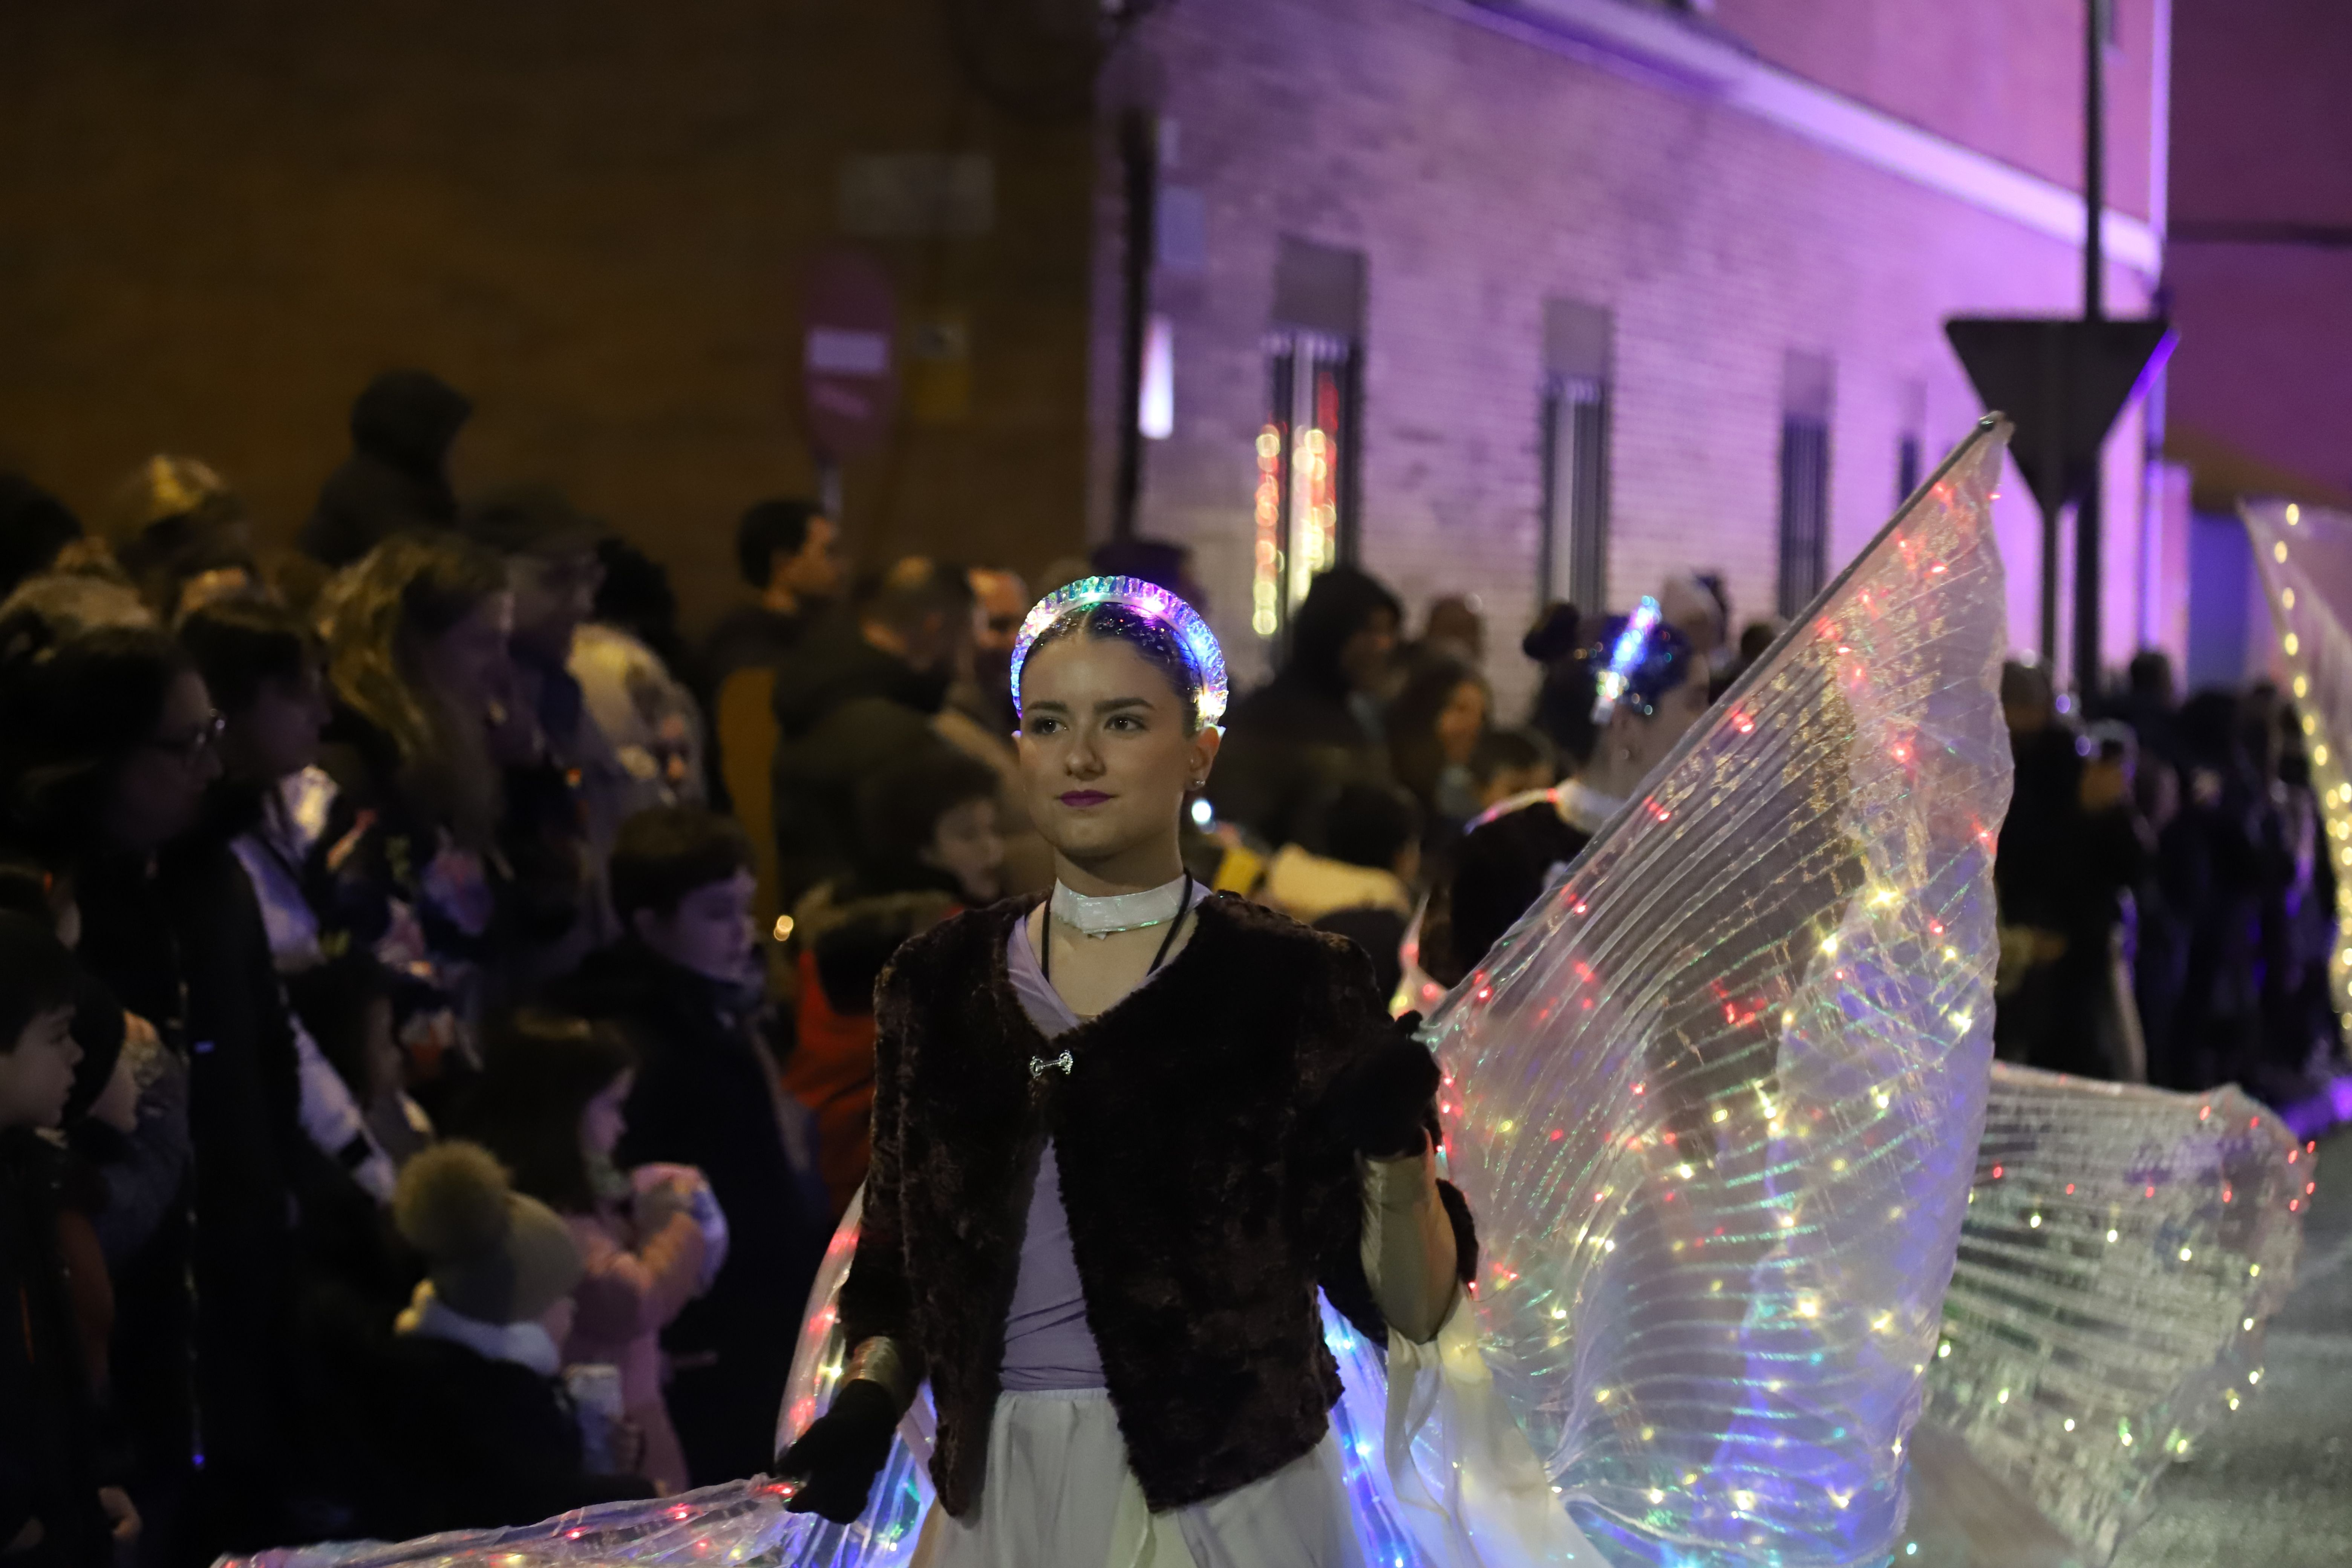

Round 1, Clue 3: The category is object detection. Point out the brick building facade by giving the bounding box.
[0,0,1099,625]
[1098,0,2172,704]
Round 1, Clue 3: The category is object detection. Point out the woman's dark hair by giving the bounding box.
[857,746,1000,887]
[461,1008,638,1214]
[285,952,395,1106]
[1284,566,1402,700]
[1470,726,1552,786]
[734,499,821,589]
[0,911,79,1057]
[1021,600,1208,732]
[609,805,755,921]
[1386,657,1487,814]
[0,623,195,856]
[179,599,318,714]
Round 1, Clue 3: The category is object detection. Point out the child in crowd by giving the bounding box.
[786,746,1004,1216]
[347,1142,653,1540]
[0,912,136,1568]
[1259,783,1423,1003]
[544,806,828,1487]
[461,1011,718,1496]
[1468,726,1557,814]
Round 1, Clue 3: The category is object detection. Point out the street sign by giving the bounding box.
[803,248,897,461]
[1945,317,2175,516]
[1945,315,2176,677]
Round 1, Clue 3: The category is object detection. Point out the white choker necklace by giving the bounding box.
[1050,874,1191,939]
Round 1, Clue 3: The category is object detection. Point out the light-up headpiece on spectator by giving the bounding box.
[1588,594,1694,725]
[1010,574,1230,732]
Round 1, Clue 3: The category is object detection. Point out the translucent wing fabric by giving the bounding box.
[1916,1064,2310,1565]
[1421,421,2015,1567]
[2241,498,2352,1017]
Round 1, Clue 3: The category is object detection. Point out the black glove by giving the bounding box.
[1328,1012,1441,1159]
[772,1378,900,1524]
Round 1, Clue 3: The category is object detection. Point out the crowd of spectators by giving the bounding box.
[0,367,2337,1568]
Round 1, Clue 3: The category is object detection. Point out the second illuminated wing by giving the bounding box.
[1424,420,2016,1567]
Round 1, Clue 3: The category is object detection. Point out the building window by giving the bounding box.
[1258,238,1366,642]
[1257,332,1358,639]
[1539,299,1614,613]
[1542,378,1610,613]
[1778,351,1835,619]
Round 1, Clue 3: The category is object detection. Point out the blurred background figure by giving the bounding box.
[1209,564,1400,852]
[702,499,844,691]
[0,473,84,603]
[458,1011,718,1498]
[300,371,472,568]
[767,556,971,906]
[785,747,1003,1217]
[1992,660,2151,1081]
[101,455,260,624]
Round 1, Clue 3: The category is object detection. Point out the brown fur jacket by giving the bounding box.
[837,891,1474,1516]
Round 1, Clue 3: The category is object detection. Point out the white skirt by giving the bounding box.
[909,1387,1366,1568]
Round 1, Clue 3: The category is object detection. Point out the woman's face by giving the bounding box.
[1017,636,1219,875]
[106,670,222,852]
[580,1069,634,1162]
[225,663,330,784]
[412,593,514,712]
[1436,679,1488,766]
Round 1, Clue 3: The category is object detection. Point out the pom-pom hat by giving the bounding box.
[1009,574,1229,731]
[394,1141,584,1326]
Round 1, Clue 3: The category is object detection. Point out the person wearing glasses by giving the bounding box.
[0,617,306,1561]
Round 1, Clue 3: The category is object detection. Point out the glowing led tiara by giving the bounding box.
[1009,574,1230,730]
[1589,594,1664,726]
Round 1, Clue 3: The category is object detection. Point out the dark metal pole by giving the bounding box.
[1112,110,1158,542]
[2073,0,2107,697]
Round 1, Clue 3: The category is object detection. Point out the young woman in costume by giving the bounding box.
[775,576,1475,1566]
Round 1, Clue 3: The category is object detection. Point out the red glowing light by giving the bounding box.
[1549,1128,1564,1141]
[2146,1185,2156,1197]
[1632,1082,1646,1095]
[2291,1199,2301,1211]
[2200,1105,2211,1120]
[1991,1165,2003,1179]
[2065,1183,2075,1194]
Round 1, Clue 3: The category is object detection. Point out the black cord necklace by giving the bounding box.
[1040,871,1193,983]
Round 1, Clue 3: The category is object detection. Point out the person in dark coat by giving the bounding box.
[700,499,845,690]
[544,807,827,1486]
[1207,565,1400,852]
[0,913,130,1568]
[1991,665,2153,1080]
[300,371,472,567]
[1434,608,1703,986]
[319,1142,652,1541]
[768,559,971,907]
[0,622,305,1562]
[0,475,81,602]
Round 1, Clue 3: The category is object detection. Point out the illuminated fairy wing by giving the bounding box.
[1910,1064,2310,1565]
[1423,419,2015,1566]
[2242,498,2352,1016]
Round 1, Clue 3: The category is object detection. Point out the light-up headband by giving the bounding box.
[1589,594,1664,726]
[1009,574,1230,731]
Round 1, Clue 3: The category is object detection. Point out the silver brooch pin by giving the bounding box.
[1029,1050,1075,1080]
